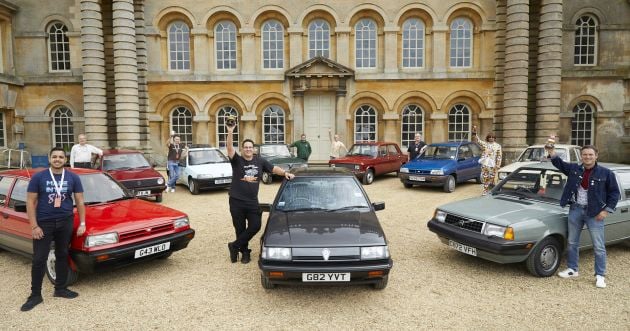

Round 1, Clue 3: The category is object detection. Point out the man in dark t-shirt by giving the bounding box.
[407,133,427,161]
[225,123,295,264]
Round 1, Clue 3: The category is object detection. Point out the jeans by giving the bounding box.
[31,217,74,295]
[167,160,180,188]
[229,198,262,252]
[567,204,606,276]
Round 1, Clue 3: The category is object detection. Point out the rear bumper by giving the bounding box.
[259,259,393,286]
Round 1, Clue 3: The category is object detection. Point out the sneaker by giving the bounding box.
[164,187,170,193]
[557,268,579,278]
[53,288,79,299]
[595,275,606,288]
[170,188,175,193]
[241,249,252,264]
[227,242,239,263]
[20,295,43,312]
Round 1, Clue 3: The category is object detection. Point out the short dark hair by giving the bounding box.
[485,132,496,141]
[581,145,598,154]
[242,139,254,147]
[49,146,66,157]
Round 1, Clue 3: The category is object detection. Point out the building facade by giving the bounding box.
[1,0,628,164]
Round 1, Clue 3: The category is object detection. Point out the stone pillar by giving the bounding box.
[535,0,562,143]
[288,27,303,68]
[80,0,108,147]
[112,0,140,148]
[382,113,398,142]
[240,28,255,75]
[492,0,507,139]
[292,91,304,142]
[384,26,398,73]
[335,89,348,141]
[336,27,351,67]
[134,0,150,151]
[432,25,448,73]
[193,28,209,75]
[502,0,530,162]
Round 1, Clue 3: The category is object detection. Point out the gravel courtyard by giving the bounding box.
[1,173,629,330]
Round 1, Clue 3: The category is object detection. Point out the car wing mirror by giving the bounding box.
[372,201,385,211]
[14,202,27,213]
[259,203,271,213]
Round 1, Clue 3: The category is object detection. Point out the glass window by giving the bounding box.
[402,18,424,68]
[262,20,284,69]
[574,16,597,66]
[449,18,472,68]
[52,106,74,150]
[354,105,377,142]
[262,105,285,144]
[401,104,424,150]
[9,179,28,209]
[168,21,191,70]
[217,106,239,150]
[215,21,237,70]
[275,177,369,211]
[448,104,470,141]
[355,19,377,68]
[571,102,594,146]
[170,106,193,145]
[615,171,630,200]
[188,149,229,166]
[48,22,70,71]
[308,20,330,59]
[0,176,12,205]
[387,144,398,156]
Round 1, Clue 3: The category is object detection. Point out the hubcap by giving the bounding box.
[448,178,455,191]
[47,249,56,280]
[189,180,194,192]
[540,245,558,271]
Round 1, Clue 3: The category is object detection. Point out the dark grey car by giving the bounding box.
[258,167,393,289]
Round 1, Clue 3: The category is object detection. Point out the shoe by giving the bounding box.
[53,288,79,299]
[164,187,170,193]
[170,188,175,193]
[228,242,239,263]
[20,295,43,311]
[557,268,579,278]
[595,275,606,288]
[241,249,252,264]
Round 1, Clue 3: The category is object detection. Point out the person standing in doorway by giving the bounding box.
[328,129,347,160]
[70,134,102,168]
[289,134,312,162]
[471,125,502,195]
[165,134,185,193]
[407,133,427,161]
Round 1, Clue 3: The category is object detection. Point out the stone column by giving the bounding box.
[240,28,255,75]
[192,28,209,75]
[80,0,108,147]
[382,113,398,142]
[288,27,303,68]
[384,26,398,73]
[134,0,150,151]
[432,24,448,73]
[335,88,348,141]
[335,27,351,67]
[112,0,140,148]
[535,0,562,143]
[492,0,507,139]
[292,91,304,142]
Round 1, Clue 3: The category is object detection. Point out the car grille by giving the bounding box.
[444,214,484,233]
[408,169,431,175]
[332,164,356,171]
[120,178,159,189]
[118,222,174,242]
[292,247,360,261]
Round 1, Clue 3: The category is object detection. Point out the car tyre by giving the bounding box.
[45,244,79,286]
[189,178,200,195]
[372,275,389,290]
[362,169,374,185]
[525,236,561,277]
[403,183,413,189]
[475,173,482,184]
[262,172,272,184]
[443,175,455,193]
[260,273,276,289]
[155,194,163,203]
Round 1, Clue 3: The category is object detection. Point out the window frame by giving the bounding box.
[571,102,594,146]
[47,22,71,72]
[170,106,193,145]
[447,104,470,141]
[52,106,74,150]
[261,20,284,69]
[354,18,377,69]
[354,105,377,143]
[449,17,473,68]
[216,106,239,150]
[400,104,424,150]
[574,15,598,66]
[214,20,237,70]
[308,19,331,59]
[262,105,285,144]
[167,21,191,71]
[402,18,425,68]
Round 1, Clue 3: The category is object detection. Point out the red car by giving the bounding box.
[328,142,406,184]
[96,149,166,202]
[0,168,195,285]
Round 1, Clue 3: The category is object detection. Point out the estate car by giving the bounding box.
[255,143,308,184]
[328,142,405,185]
[497,144,582,180]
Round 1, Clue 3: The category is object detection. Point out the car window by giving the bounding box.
[495,168,566,202]
[378,146,387,157]
[348,145,377,157]
[80,173,131,204]
[8,179,28,209]
[470,143,481,157]
[0,176,13,206]
[458,145,472,159]
[188,149,229,165]
[260,145,291,158]
[573,148,582,162]
[615,170,630,200]
[424,146,457,159]
[387,145,398,156]
[103,153,150,170]
[275,177,369,211]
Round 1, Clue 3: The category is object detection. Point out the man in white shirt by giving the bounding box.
[70,134,103,168]
[328,129,347,159]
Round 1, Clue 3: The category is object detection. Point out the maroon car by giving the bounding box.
[328,142,406,184]
[96,150,166,202]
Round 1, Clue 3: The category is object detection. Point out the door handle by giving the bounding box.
[621,208,628,213]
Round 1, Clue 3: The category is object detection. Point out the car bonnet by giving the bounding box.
[404,157,453,170]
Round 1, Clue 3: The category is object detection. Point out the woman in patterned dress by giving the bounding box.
[472,126,502,195]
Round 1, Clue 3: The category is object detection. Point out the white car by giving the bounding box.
[176,146,232,194]
[497,144,582,180]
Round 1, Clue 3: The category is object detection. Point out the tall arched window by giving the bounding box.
[571,102,594,146]
[48,22,70,71]
[401,104,424,149]
[217,106,239,149]
[450,18,472,68]
[168,21,191,70]
[215,21,237,70]
[354,105,377,142]
[402,18,424,68]
[574,16,597,65]
[263,105,285,143]
[448,104,470,141]
[262,20,284,69]
[170,106,193,145]
[308,19,330,59]
[52,106,74,150]
[355,19,377,68]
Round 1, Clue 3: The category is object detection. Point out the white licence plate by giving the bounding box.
[215,178,232,184]
[134,242,170,259]
[302,272,351,282]
[135,190,151,197]
[448,240,477,256]
[409,175,426,182]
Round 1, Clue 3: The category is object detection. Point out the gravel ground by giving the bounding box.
[1,172,629,330]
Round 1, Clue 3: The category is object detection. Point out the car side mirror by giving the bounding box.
[259,203,271,213]
[372,201,385,211]
[14,202,27,213]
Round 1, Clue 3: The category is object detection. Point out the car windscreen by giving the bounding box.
[518,148,567,162]
[260,145,291,157]
[79,173,132,204]
[423,145,457,159]
[189,149,228,165]
[493,168,566,202]
[103,153,150,170]
[347,144,377,157]
[275,177,370,212]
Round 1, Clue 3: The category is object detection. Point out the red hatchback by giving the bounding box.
[0,168,195,285]
[328,142,406,184]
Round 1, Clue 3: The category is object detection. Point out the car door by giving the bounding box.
[177,155,188,185]
[387,144,404,173]
[456,144,475,181]
[374,145,388,175]
[602,170,630,243]
[3,178,32,254]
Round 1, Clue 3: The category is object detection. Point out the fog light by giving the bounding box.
[368,271,384,278]
[268,271,284,279]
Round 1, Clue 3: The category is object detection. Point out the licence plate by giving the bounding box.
[302,273,351,282]
[409,175,426,182]
[135,190,151,197]
[215,178,232,184]
[448,240,477,256]
[134,242,170,259]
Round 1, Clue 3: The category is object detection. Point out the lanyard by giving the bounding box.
[48,168,65,197]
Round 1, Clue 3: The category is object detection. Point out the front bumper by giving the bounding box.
[194,177,232,190]
[70,228,195,273]
[258,259,393,286]
[399,173,447,186]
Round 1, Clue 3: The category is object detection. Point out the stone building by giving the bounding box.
[0,0,628,164]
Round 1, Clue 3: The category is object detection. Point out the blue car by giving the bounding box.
[398,141,482,192]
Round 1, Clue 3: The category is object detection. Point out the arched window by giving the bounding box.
[355,19,377,68]
[170,106,193,145]
[215,21,237,70]
[401,104,424,149]
[262,20,284,69]
[168,21,191,70]
[574,16,597,65]
[52,106,74,150]
[308,19,330,59]
[448,104,470,141]
[402,18,424,68]
[571,102,594,146]
[48,22,70,71]
[263,105,285,143]
[449,18,472,68]
[217,106,239,149]
[354,105,377,142]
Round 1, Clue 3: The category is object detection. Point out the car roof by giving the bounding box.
[429,141,471,147]
[188,146,219,151]
[516,162,630,171]
[523,144,581,149]
[351,141,398,146]
[291,166,355,177]
[102,149,143,155]
[0,167,102,179]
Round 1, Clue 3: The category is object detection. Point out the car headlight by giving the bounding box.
[498,172,508,180]
[198,174,213,179]
[434,210,447,223]
[173,217,189,229]
[85,232,118,247]
[157,177,164,185]
[354,165,360,170]
[361,246,390,260]
[400,167,409,173]
[484,223,510,239]
[430,169,444,175]
[262,247,291,260]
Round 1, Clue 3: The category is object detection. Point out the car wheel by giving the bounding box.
[188,178,200,195]
[526,236,561,277]
[260,273,276,289]
[372,275,389,290]
[45,244,79,286]
[443,175,455,193]
[475,173,482,184]
[362,169,374,185]
[155,194,163,203]
[262,172,272,184]
[403,183,413,189]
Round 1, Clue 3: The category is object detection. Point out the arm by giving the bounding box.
[226,124,235,159]
[27,192,43,240]
[271,166,295,180]
[90,144,103,156]
[75,192,86,236]
[70,146,76,168]
[548,147,572,176]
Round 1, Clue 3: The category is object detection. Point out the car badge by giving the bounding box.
[322,248,331,261]
[458,220,465,227]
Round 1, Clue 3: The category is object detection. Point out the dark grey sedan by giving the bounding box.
[258,167,393,289]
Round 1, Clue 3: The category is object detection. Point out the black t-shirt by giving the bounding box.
[229,152,274,202]
[407,141,426,160]
[167,143,185,161]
